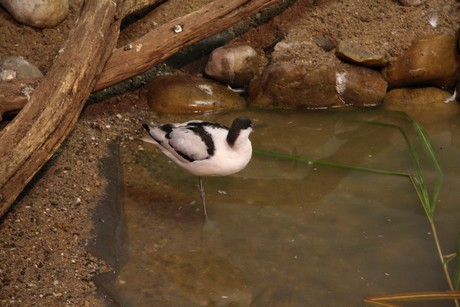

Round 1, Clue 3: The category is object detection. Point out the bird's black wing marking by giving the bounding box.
[160,123,174,135]
[187,125,215,156]
[186,121,228,156]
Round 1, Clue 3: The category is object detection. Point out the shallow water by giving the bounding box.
[97,109,460,306]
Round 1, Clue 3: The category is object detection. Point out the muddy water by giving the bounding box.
[96,109,460,306]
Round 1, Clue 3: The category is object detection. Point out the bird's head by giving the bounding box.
[227,117,252,146]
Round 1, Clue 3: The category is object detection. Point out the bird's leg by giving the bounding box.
[198,176,208,219]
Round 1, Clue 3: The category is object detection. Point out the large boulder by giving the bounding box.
[249,62,387,109]
[383,34,460,88]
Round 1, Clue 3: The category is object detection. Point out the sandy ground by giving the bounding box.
[0,0,459,305]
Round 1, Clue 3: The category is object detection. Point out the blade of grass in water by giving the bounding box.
[254,111,457,305]
[351,110,443,221]
[456,237,460,290]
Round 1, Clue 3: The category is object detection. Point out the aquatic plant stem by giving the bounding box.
[253,147,458,305]
[430,221,460,307]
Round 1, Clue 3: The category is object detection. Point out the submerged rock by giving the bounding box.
[146,74,246,114]
[382,87,460,123]
[335,41,388,67]
[249,62,387,109]
[0,0,69,28]
[383,34,460,88]
[205,45,260,87]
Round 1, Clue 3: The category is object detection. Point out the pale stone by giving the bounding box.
[0,56,43,79]
[0,0,69,28]
[335,41,388,67]
[398,0,424,6]
[205,45,260,87]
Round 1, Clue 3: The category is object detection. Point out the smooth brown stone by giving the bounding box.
[335,41,388,67]
[249,63,343,109]
[336,64,387,107]
[383,34,460,88]
[249,62,387,109]
[146,74,246,114]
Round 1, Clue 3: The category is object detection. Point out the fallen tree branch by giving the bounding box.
[0,0,281,116]
[0,0,125,216]
[94,0,281,91]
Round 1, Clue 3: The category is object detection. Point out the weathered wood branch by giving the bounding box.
[0,0,280,116]
[95,0,281,91]
[0,0,124,216]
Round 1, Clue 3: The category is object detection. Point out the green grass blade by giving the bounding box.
[253,148,410,178]
[456,236,460,290]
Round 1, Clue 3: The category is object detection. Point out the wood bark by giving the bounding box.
[0,0,280,106]
[95,0,281,91]
[0,0,124,216]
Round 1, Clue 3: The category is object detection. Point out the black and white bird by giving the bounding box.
[142,117,253,218]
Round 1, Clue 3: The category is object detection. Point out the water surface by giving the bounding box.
[98,109,460,306]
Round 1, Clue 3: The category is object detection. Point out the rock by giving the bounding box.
[205,45,260,87]
[249,63,342,109]
[335,40,388,67]
[383,34,460,88]
[146,74,246,114]
[0,56,43,80]
[0,0,69,28]
[398,0,424,6]
[249,62,387,109]
[336,64,388,107]
[382,87,460,123]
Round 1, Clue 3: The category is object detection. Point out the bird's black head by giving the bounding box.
[231,117,252,130]
[227,117,252,146]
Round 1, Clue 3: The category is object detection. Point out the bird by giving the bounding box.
[142,117,253,218]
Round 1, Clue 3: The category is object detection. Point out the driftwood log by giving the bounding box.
[0,0,281,114]
[95,0,281,90]
[0,0,125,217]
[0,0,280,217]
